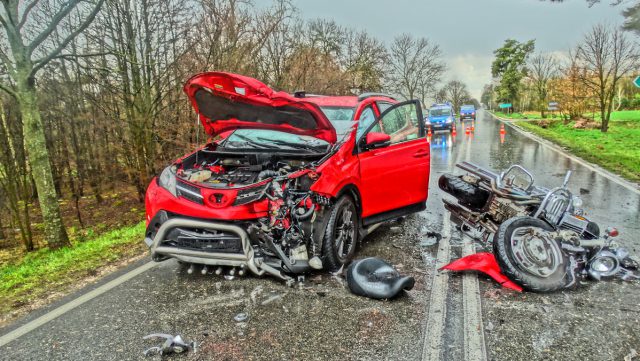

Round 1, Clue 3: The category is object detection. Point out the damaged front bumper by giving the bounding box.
[145,216,290,281]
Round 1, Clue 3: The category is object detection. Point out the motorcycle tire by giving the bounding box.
[493,216,571,293]
[438,174,490,209]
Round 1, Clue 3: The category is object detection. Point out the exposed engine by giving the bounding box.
[158,146,331,281]
[175,148,316,188]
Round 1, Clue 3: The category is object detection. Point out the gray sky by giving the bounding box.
[293,0,625,99]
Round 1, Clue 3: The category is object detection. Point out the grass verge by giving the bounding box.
[0,221,146,320]
[514,120,640,182]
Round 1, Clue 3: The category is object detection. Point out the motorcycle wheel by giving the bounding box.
[438,174,490,209]
[493,216,570,292]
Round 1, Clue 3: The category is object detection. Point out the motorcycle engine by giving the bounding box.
[488,198,528,223]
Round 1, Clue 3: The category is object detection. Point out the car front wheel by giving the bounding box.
[322,195,358,271]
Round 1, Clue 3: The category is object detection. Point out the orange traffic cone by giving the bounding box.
[465,127,470,135]
[452,124,457,136]
[500,124,506,135]
[427,126,432,137]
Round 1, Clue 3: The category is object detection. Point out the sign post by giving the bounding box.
[499,103,512,114]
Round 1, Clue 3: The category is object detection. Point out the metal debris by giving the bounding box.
[233,312,248,322]
[143,333,195,356]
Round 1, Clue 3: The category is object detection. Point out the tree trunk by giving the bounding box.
[17,82,70,249]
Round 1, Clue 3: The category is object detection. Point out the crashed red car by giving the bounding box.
[144,72,430,281]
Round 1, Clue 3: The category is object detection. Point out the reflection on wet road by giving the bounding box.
[427,110,640,361]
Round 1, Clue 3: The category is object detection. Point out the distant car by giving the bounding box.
[425,103,454,132]
[459,105,476,121]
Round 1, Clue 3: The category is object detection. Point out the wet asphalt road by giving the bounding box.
[1,110,639,360]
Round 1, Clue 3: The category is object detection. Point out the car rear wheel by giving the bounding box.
[322,195,358,271]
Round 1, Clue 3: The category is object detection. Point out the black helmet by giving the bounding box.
[346,257,415,299]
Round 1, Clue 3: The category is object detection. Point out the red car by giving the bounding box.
[144,72,430,281]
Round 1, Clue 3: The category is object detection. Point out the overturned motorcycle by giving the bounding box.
[439,161,639,292]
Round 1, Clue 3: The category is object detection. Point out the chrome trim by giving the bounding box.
[149,218,288,280]
[175,183,204,199]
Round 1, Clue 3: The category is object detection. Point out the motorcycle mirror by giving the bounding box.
[562,171,572,188]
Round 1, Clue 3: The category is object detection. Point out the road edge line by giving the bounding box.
[421,216,451,361]
[0,261,157,348]
[488,111,640,195]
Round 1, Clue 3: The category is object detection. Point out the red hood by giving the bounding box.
[183,72,337,143]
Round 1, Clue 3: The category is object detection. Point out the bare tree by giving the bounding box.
[387,33,445,105]
[575,23,640,132]
[0,0,105,248]
[440,80,471,114]
[528,53,558,118]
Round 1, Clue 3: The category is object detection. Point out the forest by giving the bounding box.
[0,0,448,253]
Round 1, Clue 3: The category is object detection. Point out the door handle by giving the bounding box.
[413,149,429,158]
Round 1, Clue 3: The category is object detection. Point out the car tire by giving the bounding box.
[322,195,359,271]
[493,216,571,293]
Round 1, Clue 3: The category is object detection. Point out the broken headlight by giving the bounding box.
[158,165,177,197]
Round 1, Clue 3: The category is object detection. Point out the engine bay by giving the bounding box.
[175,145,324,188]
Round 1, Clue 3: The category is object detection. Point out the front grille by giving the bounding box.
[164,227,243,254]
[176,179,204,205]
[234,183,268,206]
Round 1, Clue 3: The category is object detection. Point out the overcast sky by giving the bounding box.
[292,0,625,99]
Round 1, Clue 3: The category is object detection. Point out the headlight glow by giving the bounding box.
[158,166,177,197]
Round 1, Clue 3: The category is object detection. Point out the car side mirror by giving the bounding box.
[363,132,391,150]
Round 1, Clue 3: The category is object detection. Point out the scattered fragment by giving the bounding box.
[260,294,283,305]
[233,312,248,322]
[143,333,195,357]
[440,253,523,292]
[484,321,494,332]
[625,349,638,361]
[390,226,402,233]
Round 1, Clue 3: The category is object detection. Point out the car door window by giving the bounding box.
[356,106,378,140]
[377,102,421,144]
[377,101,393,114]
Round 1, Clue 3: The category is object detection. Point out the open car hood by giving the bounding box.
[183,72,337,143]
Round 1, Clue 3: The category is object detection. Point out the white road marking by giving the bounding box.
[489,111,640,195]
[421,215,451,361]
[0,261,157,348]
[462,238,488,361]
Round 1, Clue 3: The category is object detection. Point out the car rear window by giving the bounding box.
[429,108,451,117]
[320,106,357,138]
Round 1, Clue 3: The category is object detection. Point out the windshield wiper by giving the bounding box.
[227,133,279,150]
[255,137,323,152]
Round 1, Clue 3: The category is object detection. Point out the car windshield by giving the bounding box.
[429,108,451,117]
[461,106,475,111]
[223,129,330,152]
[320,106,357,139]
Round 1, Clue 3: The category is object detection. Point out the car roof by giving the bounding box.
[303,96,359,107]
[297,94,397,108]
[430,104,452,110]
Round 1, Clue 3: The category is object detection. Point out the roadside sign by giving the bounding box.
[548,101,559,111]
[634,76,640,88]
[498,103,512,109]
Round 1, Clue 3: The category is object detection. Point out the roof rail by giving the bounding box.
[357,92,396,101]
[293,90,326,98]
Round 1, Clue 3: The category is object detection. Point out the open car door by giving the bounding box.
[357,100,430,223]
